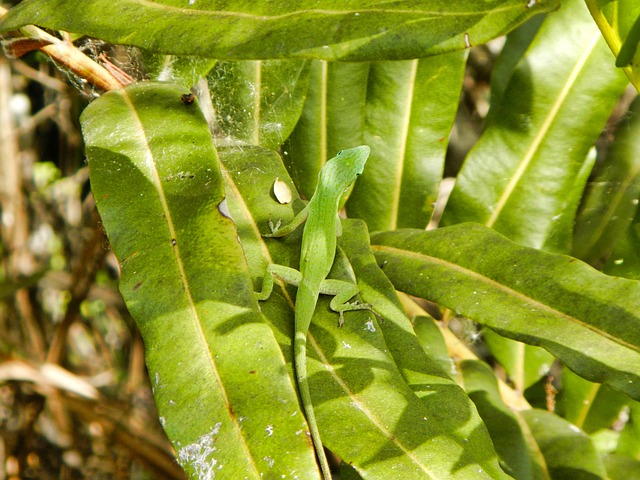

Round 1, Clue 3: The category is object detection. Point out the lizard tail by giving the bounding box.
[295,330,332,479]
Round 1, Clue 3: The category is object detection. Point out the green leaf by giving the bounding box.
[347,53,467,230]
[310,259,507,479]
[543,147,597,253]
[591,428,620,454]
[557,367,629,434]
[603,210,640,280]
[441,0,628,252]
[522,409,606,479]
[573,96,640,269]
[412,315,454,375]
[208,60,311,149]
[285,54,466,228]
[442,1,610,400]
[339,220,509,478]
[488,14,544,110]
[81,82,320,479]
[370,224,640,401]
[0,0,560,61]
[603,454,640,480]
[460,360,544,480]
[340,463,365,480]
[284,61,370,199]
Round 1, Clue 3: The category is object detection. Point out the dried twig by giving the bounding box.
[1,6,123,92]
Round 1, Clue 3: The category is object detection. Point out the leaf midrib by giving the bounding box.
[391,59,418,229]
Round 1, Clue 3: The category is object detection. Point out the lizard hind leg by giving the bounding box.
[335,301,377,327]
[321,279,375,327]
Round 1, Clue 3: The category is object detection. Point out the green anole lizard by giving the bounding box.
[256,145,371,479]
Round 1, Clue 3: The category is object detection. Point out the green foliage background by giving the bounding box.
[1,0,640,478]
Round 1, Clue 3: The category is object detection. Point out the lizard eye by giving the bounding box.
[337,150,343,156]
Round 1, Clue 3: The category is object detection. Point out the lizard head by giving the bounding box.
[319,145,370,195]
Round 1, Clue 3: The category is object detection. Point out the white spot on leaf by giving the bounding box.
[178,424,223,480]
[217,198,232,220]
[273,178,292,204]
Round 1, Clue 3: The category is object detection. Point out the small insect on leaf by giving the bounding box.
[181,93,195,104]
[273,178,292,204]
